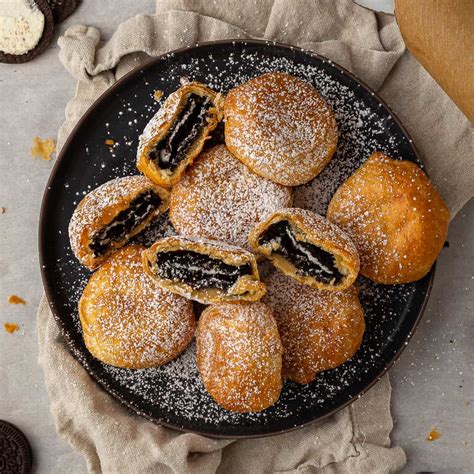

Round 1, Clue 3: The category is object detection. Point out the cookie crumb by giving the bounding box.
[153,90,164,101]
[8,295,26,305]
[4,323,20,334]
[31,137,55,161]
[0,207,6,214]
[427,428,441,441]
[105,139,115,146]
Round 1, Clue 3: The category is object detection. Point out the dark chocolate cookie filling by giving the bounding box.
[90,190,161,257]
[149,93,212,171]
[156,250,251,291]
[259,220,343,284]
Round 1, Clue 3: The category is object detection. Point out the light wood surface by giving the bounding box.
[395,0,474,121]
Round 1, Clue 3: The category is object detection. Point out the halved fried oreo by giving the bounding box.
[69,175,169,270]
[249,208,359,291]
[137,82,222,187]
[142,236,266,304]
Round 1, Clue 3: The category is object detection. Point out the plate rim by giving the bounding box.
[38,38,435,439]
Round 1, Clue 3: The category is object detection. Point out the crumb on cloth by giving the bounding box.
[31,137,56,161]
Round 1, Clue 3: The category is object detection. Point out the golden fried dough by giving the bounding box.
[79,245,195,369]
[197,302,282,412]
[224,72,338,186]
[69,175,169,269]
[249,208,359,291]
[327,152,449,284]
[142,236,266,304]
[263,272,365,384]
[137,82,222,187]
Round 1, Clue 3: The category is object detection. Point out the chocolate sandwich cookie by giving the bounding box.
[142,236,267,304]
[249,208,360,291]
[69,175,169,270]
[0,420,33,474]
[47,0,80,23]
[0,0,55,64]
[136,82,223,187]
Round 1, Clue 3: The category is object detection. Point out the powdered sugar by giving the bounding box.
[263,272,365,383]
[44,42,431,435]
[80,245,195,368]
[197,302,282,412]
[224,72,338,185]
[169,145,292,249]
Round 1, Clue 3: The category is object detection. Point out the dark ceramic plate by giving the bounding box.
[39,40,433,438]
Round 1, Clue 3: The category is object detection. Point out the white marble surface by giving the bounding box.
[0,1,472,473]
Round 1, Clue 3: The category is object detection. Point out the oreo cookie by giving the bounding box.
[0,420,33,474]
[0,0,55,64]
[47,0,80,23]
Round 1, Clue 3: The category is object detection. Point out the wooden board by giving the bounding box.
[395,0,474,122]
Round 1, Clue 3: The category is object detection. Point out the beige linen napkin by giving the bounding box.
[37,1,473,473]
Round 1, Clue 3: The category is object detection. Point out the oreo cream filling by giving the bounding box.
[149,93,212,172]
[259,220,343,284]
[90,190,161,257]
[0,0,45,55]
[156,250,251,291]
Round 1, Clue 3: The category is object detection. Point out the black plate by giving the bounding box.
[39,40,434,438]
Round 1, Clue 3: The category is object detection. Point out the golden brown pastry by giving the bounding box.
[263,272,365,384]
[249,208,359,291]
[169,144,293,249]
[137,82,222,187]
[224,72,338,186]
[69,175,169,270]
[327,152,450,284]
[78,245,195,369]
[196,302,283,412]
[142,236,266,304]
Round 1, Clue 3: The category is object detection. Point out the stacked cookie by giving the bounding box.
[0,0,80,64]
[69,72,449,413]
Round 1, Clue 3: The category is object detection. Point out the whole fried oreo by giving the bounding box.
[327,152,450,284]
[224,72,338,186]
[169,145,293,249]
[0,0,55,64]
[263,272,365,384]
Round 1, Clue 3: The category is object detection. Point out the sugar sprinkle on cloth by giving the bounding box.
[38,1,472,472]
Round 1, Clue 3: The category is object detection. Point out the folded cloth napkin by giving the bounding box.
[38,1,473,473]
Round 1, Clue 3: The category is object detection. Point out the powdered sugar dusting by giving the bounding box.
[224,72,337,185]
[197,302,282,412]
[169,145,292,248]
[79,245,195,368]
[44,42,432,435]
[263,272,365,384]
